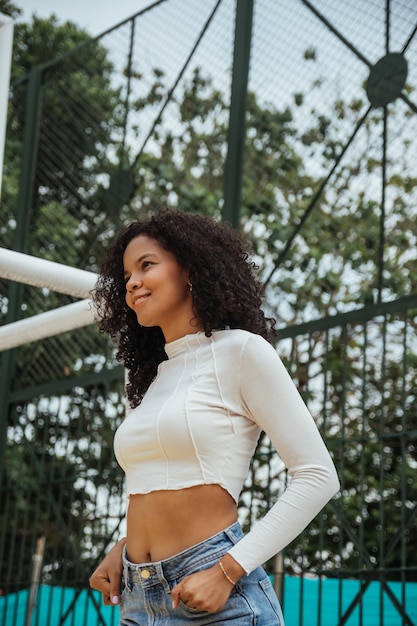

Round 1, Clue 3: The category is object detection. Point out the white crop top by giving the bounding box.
[114,329,339,573]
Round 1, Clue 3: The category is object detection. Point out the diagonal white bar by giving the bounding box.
[0,299,95,351]
[0,247,97,298]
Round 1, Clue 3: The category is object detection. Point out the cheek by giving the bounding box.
[169,279,188,297]
[172,279,190,301]
[171,270,189,294]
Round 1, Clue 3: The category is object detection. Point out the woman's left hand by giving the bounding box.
[171,559,241,613]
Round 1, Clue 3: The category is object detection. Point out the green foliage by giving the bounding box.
[0,0,20,19]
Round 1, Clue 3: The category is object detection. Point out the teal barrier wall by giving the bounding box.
[282,577,417,626]
[1,577,416,626]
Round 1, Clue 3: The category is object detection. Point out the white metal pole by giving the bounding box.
[25,536,45,626]
[0,247,97,298]
[0,13,14,200]
[0,298,96,351]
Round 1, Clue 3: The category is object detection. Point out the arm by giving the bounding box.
[227,334,340,573]
[173,333,339,611]
[89,537,126,605]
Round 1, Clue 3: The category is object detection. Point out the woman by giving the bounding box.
[90,209,339,625]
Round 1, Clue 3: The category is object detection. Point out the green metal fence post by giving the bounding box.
[222,0,254,228]
[0,67,43,477]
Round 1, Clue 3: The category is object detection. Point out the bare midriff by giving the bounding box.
[125,484,237,563]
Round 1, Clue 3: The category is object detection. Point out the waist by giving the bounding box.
[122,521,243,586]
[126,484,237,563]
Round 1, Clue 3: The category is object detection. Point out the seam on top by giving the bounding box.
[238,333,253,421]
[184,333,206,482]
[156,348,189,488]
[210,334,235,483]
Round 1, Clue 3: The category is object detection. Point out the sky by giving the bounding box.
[19,0,153,36]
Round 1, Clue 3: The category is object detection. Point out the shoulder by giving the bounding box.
[212,328,276,360]
[217,330,287,380]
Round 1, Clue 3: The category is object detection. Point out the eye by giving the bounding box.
[142,260,153,270]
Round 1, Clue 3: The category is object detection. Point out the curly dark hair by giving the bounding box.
[93,209,275,407]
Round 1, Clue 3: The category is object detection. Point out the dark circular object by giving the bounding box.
[366,52,408,107]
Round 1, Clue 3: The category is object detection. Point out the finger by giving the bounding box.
[109,580,121,605]
[102,593,121,606]
[90,573,109,592]
[170,584,181,609]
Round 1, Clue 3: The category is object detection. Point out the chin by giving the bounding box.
[136,316,154,328]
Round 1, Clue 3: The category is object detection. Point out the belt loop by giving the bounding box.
[122,544,132,591]
[224,521,242,545]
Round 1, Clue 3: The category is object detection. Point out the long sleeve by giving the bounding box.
[227,334,340,574]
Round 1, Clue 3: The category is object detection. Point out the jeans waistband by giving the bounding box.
[122,521,243,587]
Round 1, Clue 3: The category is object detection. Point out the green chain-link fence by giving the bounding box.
[1,0,416,624]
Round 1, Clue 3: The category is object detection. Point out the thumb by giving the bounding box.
[170,582,181,609]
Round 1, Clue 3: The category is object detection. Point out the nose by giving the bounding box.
[126,274,143,291]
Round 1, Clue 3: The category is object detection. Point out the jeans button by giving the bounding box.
[140,569,151,579]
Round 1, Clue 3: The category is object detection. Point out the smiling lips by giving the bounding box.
[132,293,150,308]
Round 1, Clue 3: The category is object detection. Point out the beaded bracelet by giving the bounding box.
[218,560,237,586]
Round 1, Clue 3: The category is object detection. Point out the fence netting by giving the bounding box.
[1,1,416,624]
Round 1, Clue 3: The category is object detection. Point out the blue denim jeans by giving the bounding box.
[120,521,284,625]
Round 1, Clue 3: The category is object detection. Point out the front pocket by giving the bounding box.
[259,577,283,622]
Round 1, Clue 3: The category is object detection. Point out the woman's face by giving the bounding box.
[123,235,200,342]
